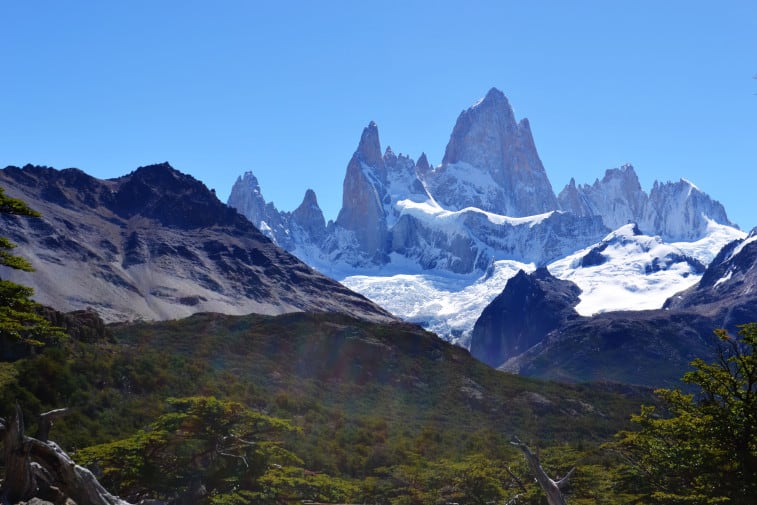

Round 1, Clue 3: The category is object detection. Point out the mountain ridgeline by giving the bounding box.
[469,229,757,387]
[228,87,734,274]
[0,163,393,323]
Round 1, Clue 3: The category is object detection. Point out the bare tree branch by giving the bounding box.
[511,436,573,505]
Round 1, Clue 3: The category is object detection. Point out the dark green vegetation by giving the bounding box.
[3,182,754,504]
[609,323,757,504]
[1,310,655,504]
[0,187,65,350]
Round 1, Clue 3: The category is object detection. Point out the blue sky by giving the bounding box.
[2,1,756,231]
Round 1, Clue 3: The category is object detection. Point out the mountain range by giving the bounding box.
[227,88,745,347]
[1,88,753,388]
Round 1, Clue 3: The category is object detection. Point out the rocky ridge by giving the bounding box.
[229,89,736,276]
[0,163,394,324]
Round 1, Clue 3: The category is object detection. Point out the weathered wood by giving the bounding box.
[38,407,69,442]
[0,405,38,504]
[511,436,574,505]
[0,404,131,505]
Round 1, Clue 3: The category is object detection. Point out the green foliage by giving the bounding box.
[76,396,302,503]
[0,186,65,347]
[0,311,654,503]
[609,323,757,504]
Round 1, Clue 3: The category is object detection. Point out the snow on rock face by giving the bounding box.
[425,87,558,216]
[558,164,735,242]
[383,147,430,226]
[664,226,754,311]
[548,224,714,316]
[641,179,734,241]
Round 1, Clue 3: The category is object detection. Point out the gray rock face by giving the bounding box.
[0,163,395,324]
[383,147,430,222]
[425,88,558,216]
[558,164,735,241]
[641,179,733,241]
[664,228,757,319]
[334,122,390,263]
[558,164,647,229]
[290,188,327,245]
[227,171,291,248]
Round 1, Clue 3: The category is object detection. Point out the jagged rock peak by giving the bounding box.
[291,188,326,243]
[558,163,647,231]
[334,122,390,262]
[430,87,558,216]
[123,162,181,184]
[600,163,639,184]
[235,170,261,189]
[299,188,319,208]
[469,267,582,368]
[356,121,384,170]
[228,170,269,224]
[442,88,517,168]
[643,177,735,240]
[473,87,514,114]
[124,162,215,192]
[416,152,430,173]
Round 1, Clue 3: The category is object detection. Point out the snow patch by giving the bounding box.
[548,224,719,316]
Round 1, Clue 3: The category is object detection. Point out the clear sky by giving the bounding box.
[2,1,756,231]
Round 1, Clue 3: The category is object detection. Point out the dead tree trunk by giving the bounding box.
[0,404,131,505]
[511,436,574,505]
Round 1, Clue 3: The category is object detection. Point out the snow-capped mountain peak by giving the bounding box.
[425,88,558,217]
[227,89,742,345]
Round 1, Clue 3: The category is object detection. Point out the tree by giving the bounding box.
[75,396,308,504]
[610,323,757,504]
[0,186,65,347]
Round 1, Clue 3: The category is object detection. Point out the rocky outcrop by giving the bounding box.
[227,171,291,247]
[558,165,647,229]
[558,164,735,241]
[290,188,327,245]
[425,88,558,216]
[469,228,757,386]
[641,179,733,241]
[383,147,430,217]
[664,229,757,323]
[333,122,390,263]
[469,268,582,368]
